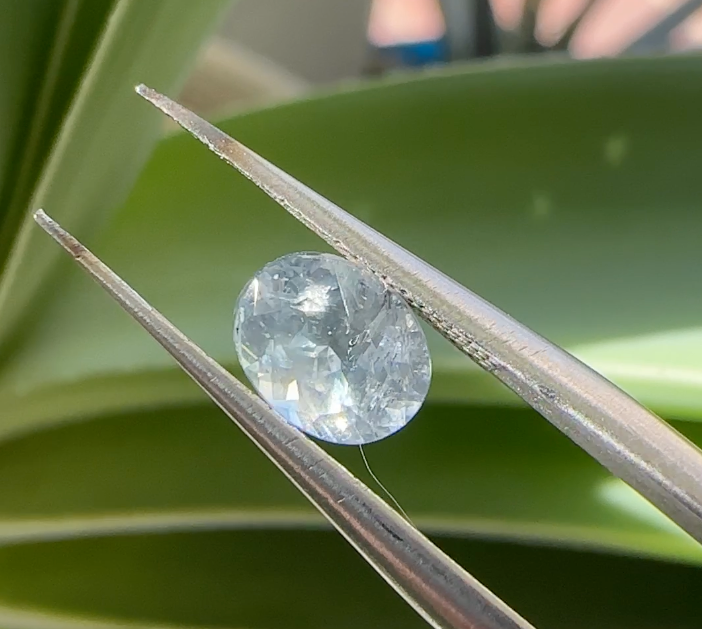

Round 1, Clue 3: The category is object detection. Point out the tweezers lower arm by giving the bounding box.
[34,209,536,629]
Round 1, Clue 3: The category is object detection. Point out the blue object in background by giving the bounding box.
[376,37,448,67]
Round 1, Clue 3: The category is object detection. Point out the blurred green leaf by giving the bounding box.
[0,0,56,205]
[0,529,700,629]
[1,53,702,558]
[0,0,230,347]
[0,403,699,564]
[0,0,115,244]
[1,48,702,628]
[3,55,702,427]
[0,0,64,210]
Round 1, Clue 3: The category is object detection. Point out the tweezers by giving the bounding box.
[33,85,702,629]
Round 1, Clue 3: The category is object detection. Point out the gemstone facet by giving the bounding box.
[234,252,431,445]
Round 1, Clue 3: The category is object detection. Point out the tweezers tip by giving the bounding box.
[135,83,247,172]
[136,84,208,132]
[33,210,85,260]
[135,84,169,111]
[134,83,153,98]
[33,208,51,228]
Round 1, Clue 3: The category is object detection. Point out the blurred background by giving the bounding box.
[180,0,702,116]
[1,1,702,629]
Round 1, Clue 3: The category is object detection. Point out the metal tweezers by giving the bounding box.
[33,85,702,629]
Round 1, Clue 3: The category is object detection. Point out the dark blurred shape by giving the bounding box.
[439,0,499,58]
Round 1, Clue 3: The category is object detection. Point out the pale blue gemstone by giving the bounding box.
[233,252,431,445]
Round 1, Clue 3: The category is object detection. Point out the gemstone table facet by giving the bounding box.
[234,252,431,445]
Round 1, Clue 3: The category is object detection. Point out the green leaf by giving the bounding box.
[0,0,59,208]
[0,403,699,564]
[0,528,699,629]
[0,53,701,616]
[0,0,64,209]
[0,0,231,347]
[0,0,116,241]
[2,55,702,430]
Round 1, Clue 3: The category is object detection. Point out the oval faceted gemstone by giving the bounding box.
[234,252,431,444]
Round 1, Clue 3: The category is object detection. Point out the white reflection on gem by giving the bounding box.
[295,284,332,313]
[286,380,299,401]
